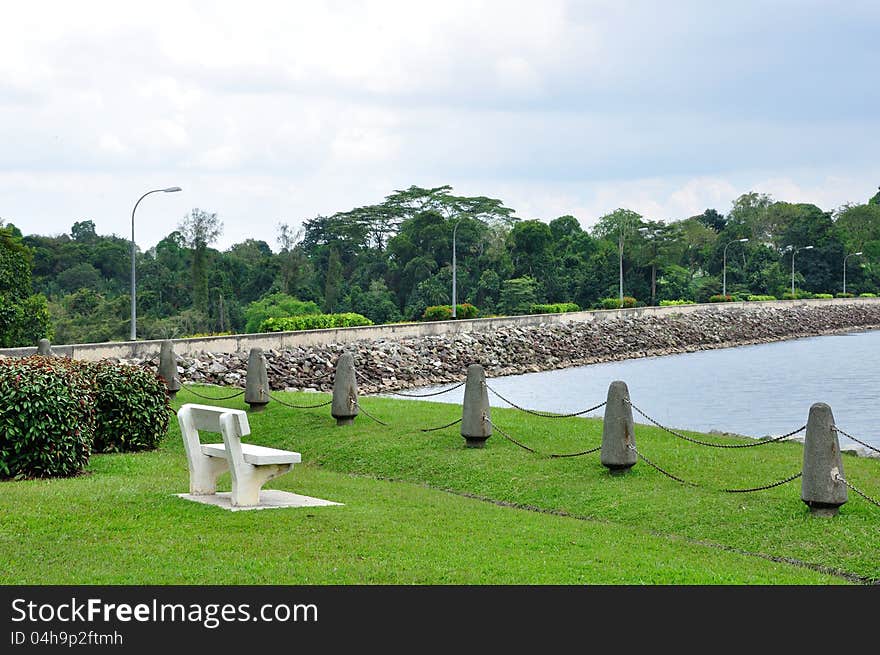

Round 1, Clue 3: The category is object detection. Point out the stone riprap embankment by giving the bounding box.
[134,303,880,394]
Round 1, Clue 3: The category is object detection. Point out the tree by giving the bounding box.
[276,222,306,295]
[70,220,98,242]
[322,247,343,313]
[694,209,726,233]
[0,223,53,346]
[178,209,223,313]
[508,220,552,278]
[498,276,539,315]
[869,187,880,206]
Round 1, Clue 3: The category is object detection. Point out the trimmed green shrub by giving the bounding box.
[260,313,373,332]
[859,292,877,298]
[422,303,479,321]
[90,363,171,453]
[598,297,638,309]
[746,295,777,301]
[835,292,854,298]
[658,299,695,306]
[781,291,814,300]
[244,294,321,333]
[529,302,580,314]
[422,305,452,321]
[47,358,171,454]
[813,293,834,299]
[0,357,94,479]
[708,294,738,303]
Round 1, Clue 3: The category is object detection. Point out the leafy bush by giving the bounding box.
[244,294,321,333]
[422,303,479,321]
[48,358,171,454]
[260,313,373,332]
[859,292,877,298]
[835,292,854,298]
[90,363,171,453]
[422,305,452,321]
[658,299,695,306]
[529,302,580,314]
[708,294,738,303]
[0,357,94,479]
[598,297,638,309]
[182,331,234,339]
[813,293,834,299]
[746,295,777,301]
[781,291,814,300]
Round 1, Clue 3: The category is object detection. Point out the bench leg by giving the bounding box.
[189,456,229,495]
[230,463,294,507]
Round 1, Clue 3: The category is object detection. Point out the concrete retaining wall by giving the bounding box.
[5,297,878,362]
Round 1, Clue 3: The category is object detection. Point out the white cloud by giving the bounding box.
[0,1,877,252]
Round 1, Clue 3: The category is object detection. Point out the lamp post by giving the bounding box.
[722,238,749,297]
[130,187,181,340]
[451,218,463,318]
[787,244,813,297]
[843,251,863,295]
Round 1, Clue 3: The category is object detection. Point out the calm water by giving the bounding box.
[401,329,880,452]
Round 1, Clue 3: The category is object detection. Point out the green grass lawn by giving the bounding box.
[2,384,878,584]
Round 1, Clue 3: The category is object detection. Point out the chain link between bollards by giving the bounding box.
[484,417,600,458]
[627,399,806,448]
[180,386,246,401]
[831,426,880,456]
[354,401,388,426]
[834,473,880,509]
[628,445,803,493]
[421,417,463,432]
[484,383,606,418]
[267,393,333,409]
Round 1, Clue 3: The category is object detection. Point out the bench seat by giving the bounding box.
[201,442,301,466]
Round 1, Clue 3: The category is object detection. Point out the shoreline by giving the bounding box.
[152,304,880,394]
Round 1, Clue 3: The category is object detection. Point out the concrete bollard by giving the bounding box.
[158,340,182,399]
[245,348,270,412]
[801,402,847,517]
[460,363,492,448]
[36,338,54,356]
[331,352,359,426]
[600,380,637,475]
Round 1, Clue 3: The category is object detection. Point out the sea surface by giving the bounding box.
[397,329,880,453]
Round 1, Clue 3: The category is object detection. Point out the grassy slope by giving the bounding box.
[2,385,877,584]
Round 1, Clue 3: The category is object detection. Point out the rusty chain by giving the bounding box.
[180,385,246,401]
[627,445,803,493]
[831,426,880,456]
[626,399,806,448]
[267,393,332,409]
[484,382,606,418]
[421,417,463,432]
[354,400,389,426]
[834,473,880,509]
[484,416,601,458]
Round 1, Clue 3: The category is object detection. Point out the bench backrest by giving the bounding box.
[180,403,250,437]
[177,403,248,460]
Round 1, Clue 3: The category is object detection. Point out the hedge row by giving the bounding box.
[0,357,170,479]
[529,302,580,314]
[422,304,479,321]
[260,313,373,332]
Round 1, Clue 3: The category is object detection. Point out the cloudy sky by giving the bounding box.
[2,1,878,251]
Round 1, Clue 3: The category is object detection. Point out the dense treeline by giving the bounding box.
[5,184,880,346]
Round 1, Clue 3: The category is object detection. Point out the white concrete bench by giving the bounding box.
[177,403,301,507]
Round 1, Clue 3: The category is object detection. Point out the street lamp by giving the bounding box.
[130,186,182,340]
[451,218,464,318]
[786,244,813,297]
[843,251,863,295]
[722,238,749,297]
